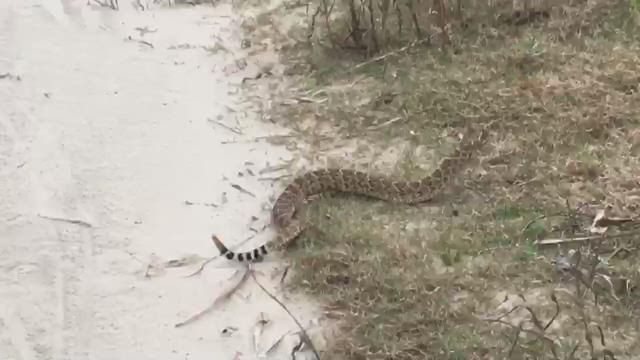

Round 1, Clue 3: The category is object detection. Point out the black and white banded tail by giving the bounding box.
[211,235,269,262]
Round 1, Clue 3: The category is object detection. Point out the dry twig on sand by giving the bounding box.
[208,117,243,135]
[38,214,93,228]
[250,271,321,360]
[175,267,251,328]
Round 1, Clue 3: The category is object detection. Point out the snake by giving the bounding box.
[212,125,489,262]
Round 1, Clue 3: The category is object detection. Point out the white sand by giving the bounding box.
[0,1,326,359]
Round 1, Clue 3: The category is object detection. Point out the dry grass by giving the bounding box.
[246,0,640,358]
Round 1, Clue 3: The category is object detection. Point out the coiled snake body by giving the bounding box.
[212,127,489,262]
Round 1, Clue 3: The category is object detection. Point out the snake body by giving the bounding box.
[212,127,488,262]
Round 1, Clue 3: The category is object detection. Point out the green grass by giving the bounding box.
[239,0,640,358]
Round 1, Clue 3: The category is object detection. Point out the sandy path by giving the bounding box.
[0,1,323,359]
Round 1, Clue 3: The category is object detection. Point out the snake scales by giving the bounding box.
[212,126,489,262]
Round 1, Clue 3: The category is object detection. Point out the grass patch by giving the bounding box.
[241,0,640,358]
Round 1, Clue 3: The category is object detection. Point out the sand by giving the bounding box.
[0,1,326,359]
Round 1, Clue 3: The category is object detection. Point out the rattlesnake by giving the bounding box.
[212,126,490,262]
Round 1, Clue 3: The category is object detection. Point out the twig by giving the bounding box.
[253,134,297,141]
[250,271,321,360]
[405,0,422,38]
[184,200,218,208]
[608,246,634,259]
[208,118,243,135]
[125,36,153,48]
[291,337,305,359]
[38,214,92,228]
[508,323,522,358]
[321,0,337,46]
[581,309,595,358]
[565,198,578,235]
[184,255,218,277]
[259,175,292,182]
[264,330,292,355]
[138,40,154,48]
[366,116,402,130]
[568,340,581,359]
[534,230,638,246]
[525,306,544,331]
[489,318,558,357]
[353,36,432,69]
[480,304,523,323]
[134,26,158,36]
[231,183,256,197]
[259,163,291,174]
[280,265,290,283]
[307,4,322,40]
[544,293,560,331]
[92,0,109,7]
[175,266,251,327]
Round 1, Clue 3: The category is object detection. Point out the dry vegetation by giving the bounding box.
[239,0,640,358]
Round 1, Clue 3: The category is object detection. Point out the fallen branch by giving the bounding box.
[534,230,638,246]
[175,266,251,328]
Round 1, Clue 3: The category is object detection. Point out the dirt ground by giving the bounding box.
[0,1,328,359]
